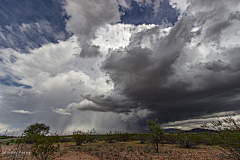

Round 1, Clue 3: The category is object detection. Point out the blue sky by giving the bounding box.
[1,0,240,135]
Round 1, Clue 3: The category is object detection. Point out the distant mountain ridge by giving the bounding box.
[164,128,219,133]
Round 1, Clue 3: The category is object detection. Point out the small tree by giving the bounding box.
[147,119,165,153]
[23,123,50,144]
[23,123,50,136]
[12,123,59,160]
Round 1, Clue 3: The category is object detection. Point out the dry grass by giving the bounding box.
[0,140,232,160]
[55,141,232,160]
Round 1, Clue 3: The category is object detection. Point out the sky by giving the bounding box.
[1,0,240,135]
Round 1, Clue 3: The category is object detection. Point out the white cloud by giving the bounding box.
[64,0,120,42]
[92,23,157,54]
[170,0,188,13]
[66,99,108,112]
[11,110,38,114]
[117,0,131,9]
[52,108,71,115]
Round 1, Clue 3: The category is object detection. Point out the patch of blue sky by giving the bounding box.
[119,0,180,25]
[0,0,71,52]
[0,75,31,89]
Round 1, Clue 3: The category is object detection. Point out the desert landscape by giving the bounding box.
[0,140,232,160]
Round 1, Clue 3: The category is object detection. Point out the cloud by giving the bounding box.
[80,44,100,58]
[64,0,120,41]
[120,108,153,122]
[62,0,122,58]
[91,0,240,124]
[52,108,71,115]
[67,99,106,112]
[169,0,188,14]
[205,60,231,72]
[0,33,135,134]
[162,111,240,130]
[1,0,240,135]
[102,17,192,102]
[11,110,38,114]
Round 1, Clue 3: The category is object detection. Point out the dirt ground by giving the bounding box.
[0,141,233,160]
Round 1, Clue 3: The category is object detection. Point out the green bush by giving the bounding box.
[105,131,116,143]
[138,133,149,144]
[0,136,7,139]
[114,131,132,142]
[5,141,10,145]
[72,130,87,145]
[200,132,221,146]
[176,133,200,148]
[59,136,73,143]
[31,134,60,160]
[164,133,178,144]
[121,132,131,142]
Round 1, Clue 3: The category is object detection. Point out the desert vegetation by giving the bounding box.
[1,115,240,159]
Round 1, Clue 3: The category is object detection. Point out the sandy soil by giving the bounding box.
[0,141,233,160]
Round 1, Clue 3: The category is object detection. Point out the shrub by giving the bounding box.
[176,133,199,148]
[72,130,87,145]
[114,131,132,142]
[121,132,131,142]
[59,136,73,143]
[200,132,221,146]
[5,141,10,145]
[138,132,149,144]
[3,135,31,160]
[201,114,240,159]
[31,134,60,160]
[105,131,116,143]
[147,119,165,153]
[86,128,97,143]
[164,133,177,144]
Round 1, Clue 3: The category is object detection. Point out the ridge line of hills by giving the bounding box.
[163,128,219,133]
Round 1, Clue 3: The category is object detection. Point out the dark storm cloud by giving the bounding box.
[102,17,192,103]
[80,94,139,113]
[205,60,231,72]
[87,0,240,124]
